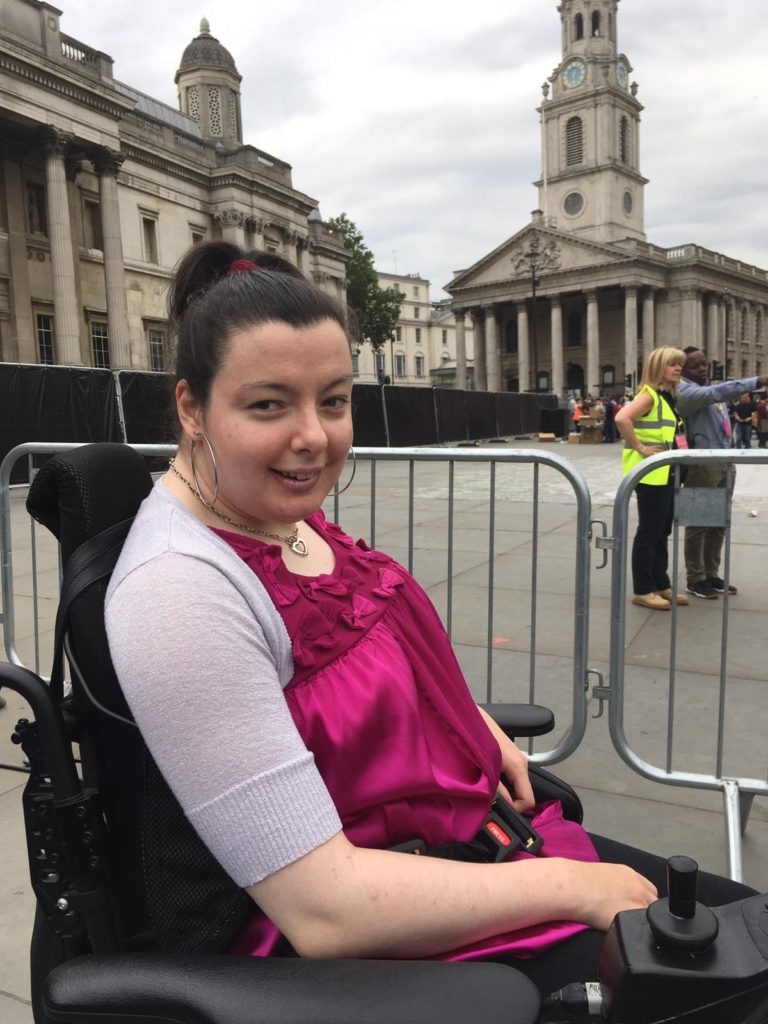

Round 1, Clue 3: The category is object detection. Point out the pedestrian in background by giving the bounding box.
[615,347,689,611]
[756,393,768,448]
[677,350,768,599]
[733,391,756,449]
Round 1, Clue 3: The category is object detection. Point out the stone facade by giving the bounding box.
[353,271,475,388]
[447,0,768,396]
[0,3,347,370]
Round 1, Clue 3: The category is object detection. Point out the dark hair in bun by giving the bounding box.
[169,240,348,409]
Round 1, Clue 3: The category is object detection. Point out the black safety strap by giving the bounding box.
[50,518,136,704]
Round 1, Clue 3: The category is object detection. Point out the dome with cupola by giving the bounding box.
[176,18,240,80]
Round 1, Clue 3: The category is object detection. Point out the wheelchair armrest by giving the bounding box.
[43,952,541,1024]
[480,702,555,738]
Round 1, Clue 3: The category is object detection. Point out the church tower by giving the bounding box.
[537,0,647,243]
[175,19,243,146]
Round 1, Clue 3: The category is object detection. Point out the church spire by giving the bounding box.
[538,0,646,243]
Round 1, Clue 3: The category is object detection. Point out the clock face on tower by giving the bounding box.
[563,59,586,88]
[616,60,628,88]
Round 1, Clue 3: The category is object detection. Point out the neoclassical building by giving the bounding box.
[447,0,768,396]
[353,271,475,387]
[0,2,347,370]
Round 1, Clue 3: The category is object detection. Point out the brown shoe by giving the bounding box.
[632,592,671,611]
[657,588,689,606]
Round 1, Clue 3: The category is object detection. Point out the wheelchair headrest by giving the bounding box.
[26,444,153,566]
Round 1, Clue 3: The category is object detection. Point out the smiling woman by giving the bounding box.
[103,244,754,997]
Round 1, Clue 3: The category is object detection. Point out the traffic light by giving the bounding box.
[711,361,724,381]
[624,373,633,389]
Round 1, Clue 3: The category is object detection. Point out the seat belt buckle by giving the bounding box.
[488,797,544,856]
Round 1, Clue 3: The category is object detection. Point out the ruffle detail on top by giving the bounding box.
[210,514,407,678]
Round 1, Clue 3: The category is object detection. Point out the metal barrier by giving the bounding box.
[1,442,594,766]
[603,447,768,881]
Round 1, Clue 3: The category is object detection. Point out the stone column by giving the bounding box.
[215,209,246,245]
[517,302,530,392]
[681,287,700,349]
[284,229,300,268]
[453,308,467,389]
[585,290,600,397]
[43,127,82,364]
[471,309,487,390]
[485,305,500,392]
[248,216,265,250]
[94,148,132,369]
[294,235,309,275]
[706,293,720,362]
[550,295,563,395]
[624,285,638,385]
[641,288,655,364]
[3,151,35,361]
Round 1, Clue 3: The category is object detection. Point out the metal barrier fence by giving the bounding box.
[604,447,768,882]
[4,441,764,878]
[1,442,594,767]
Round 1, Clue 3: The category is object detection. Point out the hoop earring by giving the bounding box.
[190,432,219,508]
[335,447,357,495]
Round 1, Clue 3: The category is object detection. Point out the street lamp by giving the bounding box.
[526,242,541,392]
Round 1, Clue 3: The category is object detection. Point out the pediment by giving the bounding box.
[448,225,630,293]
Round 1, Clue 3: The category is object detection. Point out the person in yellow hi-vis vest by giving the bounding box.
[615,347,689,611]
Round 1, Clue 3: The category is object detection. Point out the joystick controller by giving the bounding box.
[645,854,719,952]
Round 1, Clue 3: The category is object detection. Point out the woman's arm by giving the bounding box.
[250,831,657,959]
[614,391,663,456]
[476,704,534,812]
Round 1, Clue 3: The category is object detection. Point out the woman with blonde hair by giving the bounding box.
[615,346,688,610]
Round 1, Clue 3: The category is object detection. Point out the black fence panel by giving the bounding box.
[351,383,388,446]
[495,393,558,436]
[463,391,498,440]
[539,407,570,437]
[435,389,497,443]
[0,364,119,482]
[118,371,175,444]
[383,386,438,446]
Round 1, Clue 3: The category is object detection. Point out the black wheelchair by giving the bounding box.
[1,443,767,1024]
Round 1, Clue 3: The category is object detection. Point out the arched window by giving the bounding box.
[567,311,582,348]
[565,116,583,165]
[619,116,630,164]
[591,11,600,36]
[505,319,518,354]
[574,13,584,40]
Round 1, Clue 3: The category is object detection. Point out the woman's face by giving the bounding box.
[178,318,354,528]
[662,360,683,387]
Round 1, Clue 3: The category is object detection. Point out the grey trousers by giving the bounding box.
[683,462,731,584]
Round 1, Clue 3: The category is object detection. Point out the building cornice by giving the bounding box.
[0,45,132,122]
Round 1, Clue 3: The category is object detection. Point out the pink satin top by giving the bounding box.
[215,512,595,961]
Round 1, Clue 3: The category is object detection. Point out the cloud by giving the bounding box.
[53,0,768,297]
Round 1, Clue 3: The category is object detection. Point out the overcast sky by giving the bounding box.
[56,0,768,298]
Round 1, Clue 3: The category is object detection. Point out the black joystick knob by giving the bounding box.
[646,855,719,953]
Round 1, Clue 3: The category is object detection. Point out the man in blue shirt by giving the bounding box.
[677,348,768,599]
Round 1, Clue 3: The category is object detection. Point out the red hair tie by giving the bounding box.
[226,259,262,276]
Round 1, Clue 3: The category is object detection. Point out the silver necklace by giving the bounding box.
[168,458,309,556]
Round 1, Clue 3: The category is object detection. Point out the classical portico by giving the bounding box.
[447,0,768,394]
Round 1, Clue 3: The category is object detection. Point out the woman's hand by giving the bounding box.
[570,861,658,931]
[476,706,535,812]
[637,442,665,458]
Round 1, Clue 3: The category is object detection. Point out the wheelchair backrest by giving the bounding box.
[26,444,251,954]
